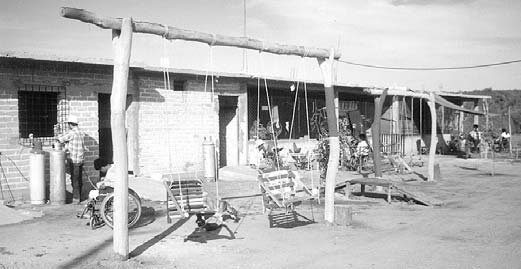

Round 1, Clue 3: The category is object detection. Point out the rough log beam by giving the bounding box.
[60,7,341,59]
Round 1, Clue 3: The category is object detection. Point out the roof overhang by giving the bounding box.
[434,94,484,115]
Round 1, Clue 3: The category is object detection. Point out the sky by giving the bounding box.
[1,0,520,92]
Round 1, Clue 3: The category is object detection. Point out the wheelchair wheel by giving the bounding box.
[100,191,142,229]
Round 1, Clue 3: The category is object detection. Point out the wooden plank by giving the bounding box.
[162,181,184,213]
[60,7,341,60]
[392,184,444,206]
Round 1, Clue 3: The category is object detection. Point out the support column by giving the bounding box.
[334,88,339,130]
[427,92,437,181]
[392,96,400,134]
[441,106,445,134]
[111,17,133,260]
[459,111,464,134]
[473,100,479,126]
[372,89,388,178]
[484,99,489,131]
[509,106,512,154]
[318,50,338,224]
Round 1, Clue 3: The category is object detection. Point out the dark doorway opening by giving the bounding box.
[98,94,113,163]
[219,96,239,167]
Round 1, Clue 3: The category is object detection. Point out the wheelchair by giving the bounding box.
[77,182,142,230]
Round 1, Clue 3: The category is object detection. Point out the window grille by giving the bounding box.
[18,84,68,146]
[173,80,185,91]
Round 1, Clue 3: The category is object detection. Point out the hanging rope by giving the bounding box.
[289,57,306,142]
[259,50,281,171]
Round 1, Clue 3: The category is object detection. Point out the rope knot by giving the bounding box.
[210,34,217,46]
[162,24,169,38]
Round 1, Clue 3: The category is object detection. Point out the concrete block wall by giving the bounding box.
[138,77,218,176]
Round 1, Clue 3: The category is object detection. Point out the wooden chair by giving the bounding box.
[162,174,210,224]
[257,169,315,214]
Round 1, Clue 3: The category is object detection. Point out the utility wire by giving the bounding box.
[337,59,521,71]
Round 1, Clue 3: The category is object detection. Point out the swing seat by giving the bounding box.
[161,174,211,224]
[257,169,315,214]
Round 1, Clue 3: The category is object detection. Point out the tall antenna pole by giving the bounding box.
[242,0,248,73]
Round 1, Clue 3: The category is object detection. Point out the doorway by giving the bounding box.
[98,94,113,163]
[218,96,239,167]
[98,94,131,164]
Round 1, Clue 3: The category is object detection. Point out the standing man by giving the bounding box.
[468,124,481,153]
[58,115,86,204]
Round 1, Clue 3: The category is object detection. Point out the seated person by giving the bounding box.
[356,133,370,159]
[500,128,511,151]
[93,158,116,188]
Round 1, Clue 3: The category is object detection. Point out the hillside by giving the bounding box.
[465,88,521,133]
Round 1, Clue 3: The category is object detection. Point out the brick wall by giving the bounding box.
[0,59,114,193]
[0,58,249,195]
[137,76,219,175]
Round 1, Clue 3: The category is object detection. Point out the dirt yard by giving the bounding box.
[1,155,521,269]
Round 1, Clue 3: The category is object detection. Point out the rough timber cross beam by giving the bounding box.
[60,7,342,60]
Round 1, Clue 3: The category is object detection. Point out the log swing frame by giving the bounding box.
[60,7,342,259]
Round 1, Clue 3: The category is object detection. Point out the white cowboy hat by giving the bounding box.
[65,115,79,124]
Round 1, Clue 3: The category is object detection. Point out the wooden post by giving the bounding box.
[427,92,437,181]
[509,106,512,155]
[372,89,388,178]
[441,106,445,134]
[318,50,339,224]
[473,100,479,126]
[111,18,133,260]
[459,111,464,134]
[484,99,489,131]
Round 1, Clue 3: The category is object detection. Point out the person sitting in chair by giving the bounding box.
[93,158,116,189]
[355,134,371,170]
[500,128,511,152]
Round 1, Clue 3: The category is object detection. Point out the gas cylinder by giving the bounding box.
[49,142,66,204]
[202,137,216,181]
[29,148,46,205]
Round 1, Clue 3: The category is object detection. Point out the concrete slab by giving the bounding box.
[0,204,43,226]
[218,166,258,181]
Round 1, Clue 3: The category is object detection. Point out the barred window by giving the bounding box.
[18,84,68,146]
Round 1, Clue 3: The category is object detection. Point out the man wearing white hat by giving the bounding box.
[57,115,86,204]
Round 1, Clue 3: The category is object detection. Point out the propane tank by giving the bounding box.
[29,143,46,205]
[49,142,66,205]
[202,137,216,181]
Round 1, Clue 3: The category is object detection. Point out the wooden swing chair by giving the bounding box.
[158,39,237,225]
[255,55,318,214]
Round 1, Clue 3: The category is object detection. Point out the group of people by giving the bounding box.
[453,124,512,157]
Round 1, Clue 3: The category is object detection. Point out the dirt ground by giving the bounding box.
[1,155,521,269]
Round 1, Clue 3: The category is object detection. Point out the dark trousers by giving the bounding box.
[68,161,84,200]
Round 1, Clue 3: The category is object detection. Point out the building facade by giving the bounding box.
[0,53,489,196]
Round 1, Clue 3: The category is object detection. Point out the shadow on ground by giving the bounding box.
[184,224,237,243]
[130,217,191,258]
[268,211,315,228]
